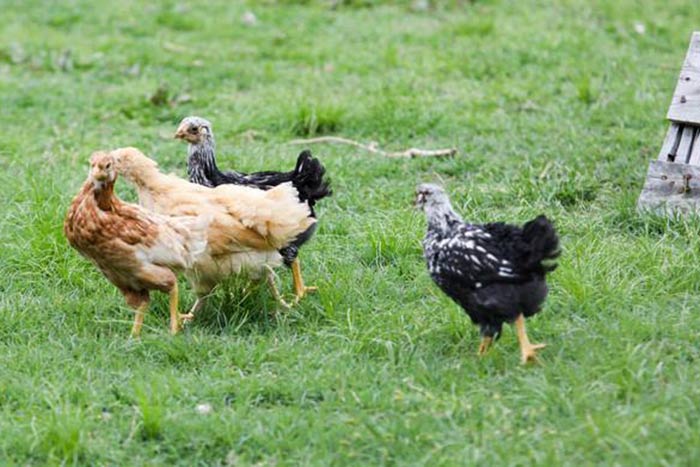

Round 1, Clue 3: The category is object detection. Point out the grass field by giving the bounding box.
[2,0,700,464]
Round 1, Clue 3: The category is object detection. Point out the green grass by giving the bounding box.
[2,0,700,464]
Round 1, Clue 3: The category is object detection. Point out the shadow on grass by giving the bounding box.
[183,275,292,336]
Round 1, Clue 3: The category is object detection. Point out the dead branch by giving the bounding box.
[287,136,457,159]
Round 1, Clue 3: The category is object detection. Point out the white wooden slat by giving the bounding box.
[688,127,700,165]
[668,32,700,124]
[658,123,681,161]
[677,126,695,163]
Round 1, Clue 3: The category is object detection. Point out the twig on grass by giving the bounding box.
[287,136,457,159]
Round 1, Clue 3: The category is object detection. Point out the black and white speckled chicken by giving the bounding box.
[175,116,331,300]
[415,184,560,363]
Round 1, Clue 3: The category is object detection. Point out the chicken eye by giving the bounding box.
[189,127,198,133]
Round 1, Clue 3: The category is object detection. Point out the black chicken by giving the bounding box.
[415,184,560,363]
[175,116,331,300]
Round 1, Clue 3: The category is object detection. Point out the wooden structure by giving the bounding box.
[638,32,700,214]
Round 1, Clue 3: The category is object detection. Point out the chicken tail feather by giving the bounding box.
[521,215,560,273]
[291,150,332,208]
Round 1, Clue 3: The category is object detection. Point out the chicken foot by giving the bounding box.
[514,314,546,364]
[181,296,208,325]
[477,336,493,356]
[291,258,317,299]
[265,265,294,309]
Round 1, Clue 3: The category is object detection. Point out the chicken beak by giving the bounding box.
[414,193,424,207]
[174,123,187,139]
[91,170,108,182]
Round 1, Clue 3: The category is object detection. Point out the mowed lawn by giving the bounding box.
[2,0,700,464]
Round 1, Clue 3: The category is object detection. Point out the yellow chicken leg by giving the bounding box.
[184,296,207,322]
[131,302,148,338]
[179,312,195,323]
[514,314,546,364]
[169,282,181,335]
[265,265,293,309]
[478,336,493,356]
[291,258,317,299]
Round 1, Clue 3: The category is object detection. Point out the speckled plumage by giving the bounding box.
[417,184,560,340]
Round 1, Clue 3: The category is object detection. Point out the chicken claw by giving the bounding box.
[520,342,547,364]
[179,313,195,323]
[514,314,546,364]
[291,259,317,299]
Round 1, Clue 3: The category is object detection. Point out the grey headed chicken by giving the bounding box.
[110,147,315,318]
[64,152,210,336]
[175,116,331,300]
[416,184,560,364]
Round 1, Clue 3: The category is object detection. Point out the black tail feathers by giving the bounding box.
[522,215,560,273]
[292,150,332,208]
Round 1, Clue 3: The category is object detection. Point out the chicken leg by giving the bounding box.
[169,282,184,335]
[478,336,493,356]
[131,302,148,338]
[514,314,546,364]
[291,258,317,299]
[265,265,293,309]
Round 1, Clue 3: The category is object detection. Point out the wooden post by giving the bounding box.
[638,32,700,214]
[667,32,700,125]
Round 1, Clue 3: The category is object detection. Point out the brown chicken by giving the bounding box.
[64,152,210,336]
[110,147,315,318]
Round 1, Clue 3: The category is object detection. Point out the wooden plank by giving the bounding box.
[658,123,682,161]
[668,32,700,124]
[689,127,700,165]
[677,125,695,163]
[638,160,700,214]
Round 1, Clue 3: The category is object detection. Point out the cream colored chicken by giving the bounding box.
[110,147,315,318]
